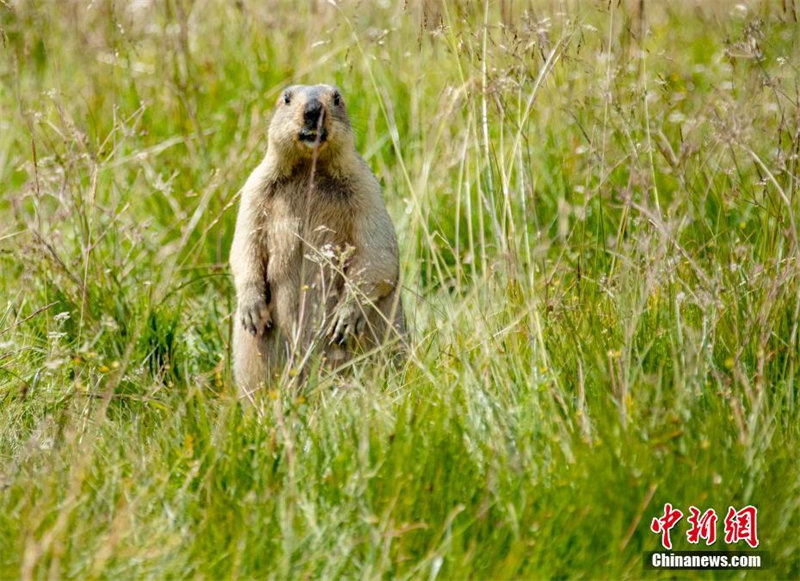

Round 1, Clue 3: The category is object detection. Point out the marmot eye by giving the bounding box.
[283,93,291,105]
[332,92,341,106]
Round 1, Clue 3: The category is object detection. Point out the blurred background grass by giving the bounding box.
[1,0,799,579]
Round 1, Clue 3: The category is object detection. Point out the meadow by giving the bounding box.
[1,1,799,579]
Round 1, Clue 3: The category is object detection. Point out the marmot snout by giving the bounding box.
[229,84,406,399]
[267,85,355,165]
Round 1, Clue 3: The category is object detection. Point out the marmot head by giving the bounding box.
[268,84,355,167]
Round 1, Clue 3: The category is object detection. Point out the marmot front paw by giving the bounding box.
[239,294,273,336]
[328,302,365,345]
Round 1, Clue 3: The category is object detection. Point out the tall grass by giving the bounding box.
[1,1,799,579]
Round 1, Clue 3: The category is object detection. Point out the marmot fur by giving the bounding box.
[229,84,405,398]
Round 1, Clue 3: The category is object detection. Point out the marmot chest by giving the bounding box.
[262,190,354,284]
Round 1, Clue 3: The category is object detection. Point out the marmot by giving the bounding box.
[229,84,406,399]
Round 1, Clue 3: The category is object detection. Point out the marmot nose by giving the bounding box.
[303,99,324,127]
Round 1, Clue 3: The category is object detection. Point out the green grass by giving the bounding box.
[1,1,800,579]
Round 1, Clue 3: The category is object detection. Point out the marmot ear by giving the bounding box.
[330,85,343,105]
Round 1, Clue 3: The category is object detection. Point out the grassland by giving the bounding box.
[1,1,800,579]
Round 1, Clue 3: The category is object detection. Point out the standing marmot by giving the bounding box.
[229,84,406,399]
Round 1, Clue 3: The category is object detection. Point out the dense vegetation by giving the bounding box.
[1,1,799,579]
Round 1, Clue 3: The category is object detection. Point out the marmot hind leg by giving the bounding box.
[371,288,406,345]
[339,289,406,357]
[232,324,284,401]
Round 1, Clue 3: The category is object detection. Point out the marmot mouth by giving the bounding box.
[298,128,328,146]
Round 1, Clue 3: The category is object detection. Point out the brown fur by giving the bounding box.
[229,84,406,399]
